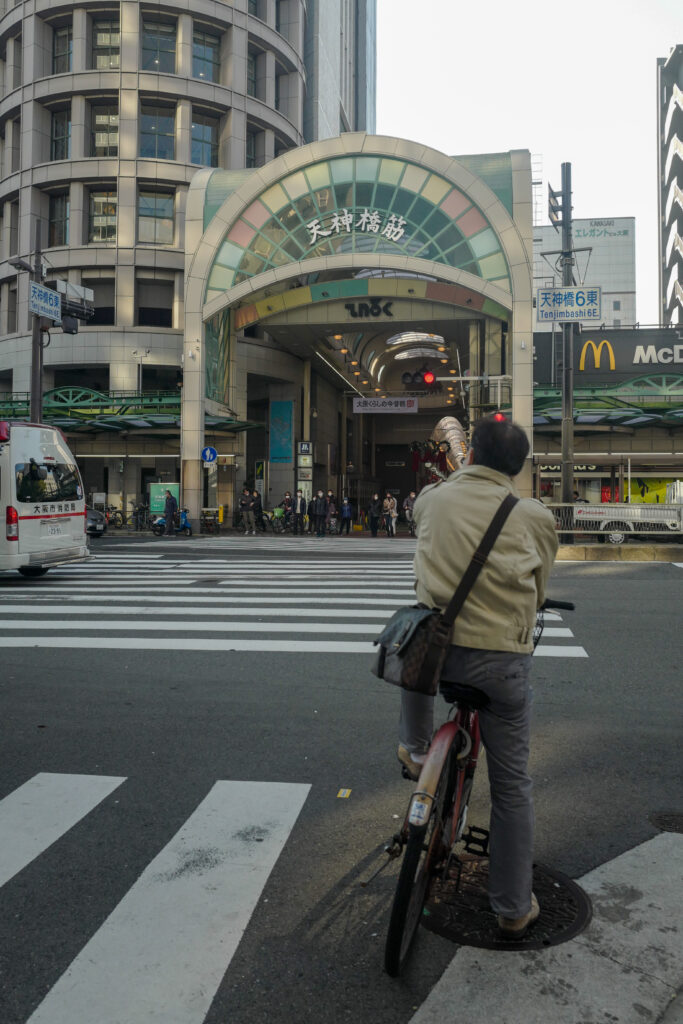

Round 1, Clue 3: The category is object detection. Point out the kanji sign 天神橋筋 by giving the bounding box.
[536,286,602,322]
[306,208,408,246]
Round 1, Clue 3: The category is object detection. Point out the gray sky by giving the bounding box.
[376,0,682,325]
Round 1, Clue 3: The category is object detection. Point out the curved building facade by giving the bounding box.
[657,43,683,325]
[0,0,375,504]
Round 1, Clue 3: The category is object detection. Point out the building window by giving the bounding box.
[91,104,118,157]
[89,190,117,242]
[141,21,176,74]
[82,278,115,325]
[246,130,256,168]
[12,35,22,89]
[275,1,282,33]
[192,27,220,82]
[613,300,621,311]
[246,52,256,97]
[139,104,175,160]
[248,0,258,15]
[48,193,69,247]
[137,278,174,328]
[10,119,20,172]
[53,26,72,74]
[92,19,120,69]
[7,285,17,334]
[51,108,71,161]
[138,190,174,244]
[191,111,219,166]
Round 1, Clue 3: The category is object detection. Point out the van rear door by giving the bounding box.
[11,426,86,556]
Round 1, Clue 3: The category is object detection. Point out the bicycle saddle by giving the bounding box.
[441,682,490,709]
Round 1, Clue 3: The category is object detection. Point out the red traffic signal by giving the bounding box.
[493,411,506,422]
[422,370,435,385]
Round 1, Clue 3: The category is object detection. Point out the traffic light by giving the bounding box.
[548,184,562,231]
[61,315,79,335]
[422,370,435,385]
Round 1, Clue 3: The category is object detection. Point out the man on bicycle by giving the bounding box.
[398,414,558,937]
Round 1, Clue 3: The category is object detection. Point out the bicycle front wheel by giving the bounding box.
[385,746,456,977]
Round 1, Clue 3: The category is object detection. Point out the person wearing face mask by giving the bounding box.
[311,489,328,538]
[368,492,382,537]
[292,489,307,535]
[339,496,353,535]
[278,490,293,526]
[402,490,418,536]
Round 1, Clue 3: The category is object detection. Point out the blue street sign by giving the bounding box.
[202,446,218,464]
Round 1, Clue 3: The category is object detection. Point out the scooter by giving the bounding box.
[152,508,193,537]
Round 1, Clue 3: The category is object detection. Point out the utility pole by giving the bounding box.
[559,162,575,507]
[30,220,43,423]
[11,220,45,422]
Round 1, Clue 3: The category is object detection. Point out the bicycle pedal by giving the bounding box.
[462,825,490,856]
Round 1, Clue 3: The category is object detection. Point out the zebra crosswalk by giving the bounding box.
[1,773,309,1024]
[0,553,588,657]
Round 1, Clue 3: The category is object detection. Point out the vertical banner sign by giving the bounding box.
[254,460,265,500]
[269,401,293,464]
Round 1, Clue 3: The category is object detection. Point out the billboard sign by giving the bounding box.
[352,397,418,414]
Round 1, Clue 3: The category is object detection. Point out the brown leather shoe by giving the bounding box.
[397,745,425,781]
[498,893,540,939]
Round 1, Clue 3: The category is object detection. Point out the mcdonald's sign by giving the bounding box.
[579,338,616,371]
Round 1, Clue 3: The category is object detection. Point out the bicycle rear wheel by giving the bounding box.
[385,745,457,977]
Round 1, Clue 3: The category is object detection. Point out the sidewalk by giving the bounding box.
[410,831,683,1024]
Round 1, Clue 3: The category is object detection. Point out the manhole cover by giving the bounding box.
[422,855,592,951]
[649,811,683,834]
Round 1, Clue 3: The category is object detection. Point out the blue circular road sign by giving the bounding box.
[202,446,218,464]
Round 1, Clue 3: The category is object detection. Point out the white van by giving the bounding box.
[1,420,90,576]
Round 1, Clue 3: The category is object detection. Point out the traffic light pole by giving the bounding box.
[29,220,43,423]
[560,162,574,507]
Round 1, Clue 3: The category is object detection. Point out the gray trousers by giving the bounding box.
[399,646,534,919]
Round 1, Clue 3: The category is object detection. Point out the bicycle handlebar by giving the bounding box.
[541,599,575,611]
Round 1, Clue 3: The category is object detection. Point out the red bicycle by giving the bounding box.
[383,598,575,976]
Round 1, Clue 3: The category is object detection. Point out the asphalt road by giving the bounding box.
[0,537,680,1024]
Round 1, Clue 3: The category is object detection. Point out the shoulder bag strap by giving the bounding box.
[440,493,519,627]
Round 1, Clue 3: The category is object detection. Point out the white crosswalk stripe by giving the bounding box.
[0,774,309,1024]
[0,553,587,657]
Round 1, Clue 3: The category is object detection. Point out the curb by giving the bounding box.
[409,831,683,1024]
[557,544,683,562]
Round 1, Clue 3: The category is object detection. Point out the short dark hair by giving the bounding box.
[470,415,529,476]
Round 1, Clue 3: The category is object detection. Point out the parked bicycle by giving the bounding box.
[104,504,124,529]
[382,598,575,977]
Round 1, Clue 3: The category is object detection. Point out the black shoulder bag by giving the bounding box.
[371,494,518,696]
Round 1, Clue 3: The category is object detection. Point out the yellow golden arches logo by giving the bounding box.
[579,339,616,371]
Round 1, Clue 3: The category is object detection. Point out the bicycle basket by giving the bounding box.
[532,610,544,650]
[272,507,284,519]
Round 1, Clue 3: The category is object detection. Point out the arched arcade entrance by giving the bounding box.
[181,135,534,520]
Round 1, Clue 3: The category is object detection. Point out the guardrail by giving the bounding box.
[546,503,683,543]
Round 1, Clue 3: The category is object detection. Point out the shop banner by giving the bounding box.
[269,401,293,463]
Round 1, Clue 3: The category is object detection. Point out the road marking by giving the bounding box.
[0,773,125,889]
[27,781,310,1024]
[0,604,401,618]
[0,619,386,634]
[539,627,573,637]
[533,645,588,657]
[0,637,376,652]
[15,593,414,605]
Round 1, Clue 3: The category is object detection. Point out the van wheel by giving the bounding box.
[19,567,49,577]
[604,523,626,545]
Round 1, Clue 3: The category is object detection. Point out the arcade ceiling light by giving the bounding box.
[387,331,445,348]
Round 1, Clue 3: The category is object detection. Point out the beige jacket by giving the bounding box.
[413,465,559,653]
